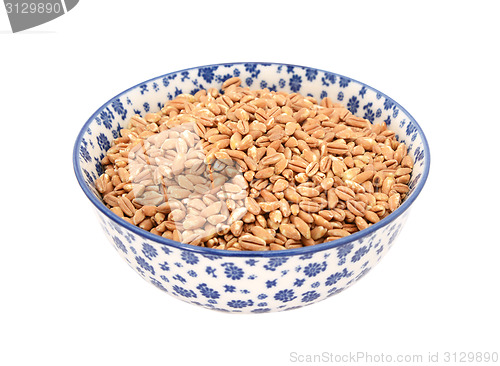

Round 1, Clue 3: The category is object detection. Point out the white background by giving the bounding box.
[1,1,499,365]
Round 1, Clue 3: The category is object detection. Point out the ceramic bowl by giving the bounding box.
[73,62,430,313]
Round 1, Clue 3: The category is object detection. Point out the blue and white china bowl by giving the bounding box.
[73,63,430,313]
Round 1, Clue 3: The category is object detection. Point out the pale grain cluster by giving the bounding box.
[95,77,413,251]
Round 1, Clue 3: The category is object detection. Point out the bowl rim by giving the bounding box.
[73,61,430,258]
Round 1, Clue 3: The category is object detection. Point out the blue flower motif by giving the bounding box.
[96,133,110,151]
[257,293,267,300]
[289,74,302,92]
[278,78,286,88]
[337,244,353,265]
[159,262,170,271]
[244,63,260,78]
[160,275,169,282]
[293,278,305,287]
[301,291,321,303]
[135,256,155,275]
[384,114,392,125]
[197,283,220,299]
[201,253,222,261]
[359,86,367,98]
[347,96,359,114]
[142,243,157,260]
[414,146,425,164]
[406,120,417,137]
[224,285,236,293]
[245,259,258,266]
[286,65,295,74]
[83,169,93,184]
[327,287,345,297]
[215,73,233,84]
[198,66,218,83]
[187,270,197,277]
[376,245,384,255]
[80,145,91,163]
[383,97,394,110]
[112,236,127,254]
[181,251,199,265]
[143,102,150,112]
[325,268,352,286]
[274,289,297,303]
[311,281,320,288]
[152,82,159,92]
[337,91,344,101]
[260,80,268,89]
[173,274,186,284]
[245,77,253,86]
[111,98,127,120]
[150,277,167,292]
[339,77,351,88]
[162,77,170,87]
[252,308,271,313]
[393,108,399,118]
[303,262,327,277]
[206,266,217,278]
[181,71,190,81]
[173,285,197,298]
[321,72,336,86]
[363,108,375,123]
[376,108,382,118]
[222,263,244,280]
[174,87,182,97]
[99,109,114,129]
[266,279,277,288]
[139,84,148,95]
[320,90,327,100]
[388,228,400,246]
[227,299,253,309]
[351,246,370,263]
[161,246,172,255]
[299,253,313,260]
[305,68,318,81]
[263,257,289,271]
[94,158,103,176]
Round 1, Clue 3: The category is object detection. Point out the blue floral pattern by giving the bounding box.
[74,62,429,313]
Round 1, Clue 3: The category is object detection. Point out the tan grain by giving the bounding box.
[96,77,413,250]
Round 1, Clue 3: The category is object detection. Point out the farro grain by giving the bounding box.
[96,77,413,250]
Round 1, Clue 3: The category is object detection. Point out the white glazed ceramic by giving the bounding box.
[74,63,430,313]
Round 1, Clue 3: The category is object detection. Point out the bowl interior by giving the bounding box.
[74,62,429,253]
